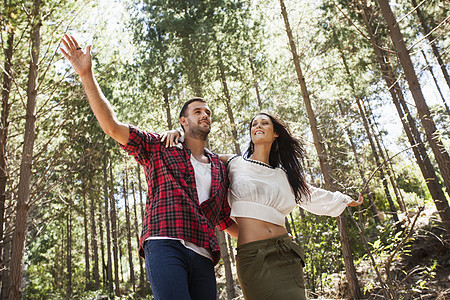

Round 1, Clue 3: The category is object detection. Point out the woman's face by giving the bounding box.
[250,114,278,145]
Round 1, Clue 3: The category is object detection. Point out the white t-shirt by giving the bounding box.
[146,155,213,260]
[190,156,212,204]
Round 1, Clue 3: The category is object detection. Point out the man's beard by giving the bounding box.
[190,125,210,141]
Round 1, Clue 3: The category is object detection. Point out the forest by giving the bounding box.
[1,0,449,299]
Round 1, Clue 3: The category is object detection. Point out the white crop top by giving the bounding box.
[227,156,352,226]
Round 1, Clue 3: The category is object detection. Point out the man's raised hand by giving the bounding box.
[60,34,92,77]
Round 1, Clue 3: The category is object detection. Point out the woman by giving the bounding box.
[163,112,363,299]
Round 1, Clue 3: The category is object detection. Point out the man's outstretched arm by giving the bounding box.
[60,34,129,145]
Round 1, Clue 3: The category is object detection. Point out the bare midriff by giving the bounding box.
[235,217,288,246]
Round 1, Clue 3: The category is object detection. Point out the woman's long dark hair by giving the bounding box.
[244,113,310,203]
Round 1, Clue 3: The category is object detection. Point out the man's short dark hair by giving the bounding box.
[179,97,206,119]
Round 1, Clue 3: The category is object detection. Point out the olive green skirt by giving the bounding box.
[236,234,306,300]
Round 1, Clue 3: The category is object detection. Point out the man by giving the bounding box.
[61,34,238,300]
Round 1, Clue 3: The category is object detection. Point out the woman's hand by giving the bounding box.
[347,193,364,207]
[160,130,182,148]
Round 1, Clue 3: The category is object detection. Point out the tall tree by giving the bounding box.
[337,101,380,224]
[420,50,449,114]
[82,183,91,288]
[123,165,135,292]
[216,229,235,300]
[103,149,114,295]
[0,5,14,282]
[131,180,145,288]
[109,159,120,296]
[410,0,450,89]
[9,0,42,297]
[89,177,100,289]
[357,0,450,233]
[377,0,450,199]
[66,205,72,298]
[279,0,361,298]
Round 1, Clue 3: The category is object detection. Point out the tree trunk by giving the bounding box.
[285,217,292,235]
[131,181,145,288]
[90,178,100,289]
[109,161,120,296]
[289,212,300,240]
[216,230,235,300]
[421,50,449,114]
[411,0,450,90]
[227,234,235,265]
[356,97,400,226]
[249,57,263,110]
[137,163,148,285]
[103,150,114,295]
[58,224,64,292]
[98,200,106,287]
[8,1,42,297]
[335,34,398,220]
[0,18,14,286]
[0,235,10,300]
[378,0,450,197]
[163,87,173,130]
[359,1,450,233]
[337,101,380,224]
[334,40,383,223]
[137,163,145,225]
[66,206,72,298]
[279,0,361,297]
[123,167,135,291]
[217,46,241,156]
[83,185,90,289]
[364,101,406,212]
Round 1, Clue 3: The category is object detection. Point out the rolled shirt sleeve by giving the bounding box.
[299,185,352,217]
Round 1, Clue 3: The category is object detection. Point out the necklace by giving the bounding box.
[244,157,275,169]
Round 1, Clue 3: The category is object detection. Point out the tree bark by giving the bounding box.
[337,101,380,224]
[123,167,135,291]
[98,200,106,287]
[66,206,72,298]
[364,101,406,212]
[279,0,361,297]
[163,87,173,130]
[90,178,100,289]
[0,16,14,284]
[378,0,450,198]
[137,163,148,285]
[421,50,449,115]
[109,160,120,296]
[355,97,400,226]
[359,1,450,233]
[103,150,114,295]
[249,57,263,111]
[289,212,300,240]
[411,0,450,90]
[335,35,398,221]
[8,1,42,297]
[217,46,241,156]
[0,235,10,300]
[131,181,145,288]
[83,185,90,289]
[216,230,235,300]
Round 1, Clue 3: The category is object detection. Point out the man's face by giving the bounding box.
[180,101,212,139]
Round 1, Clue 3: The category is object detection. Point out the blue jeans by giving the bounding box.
[144,239,217,300]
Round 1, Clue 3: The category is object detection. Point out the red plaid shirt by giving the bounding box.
[120,125,233,264]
